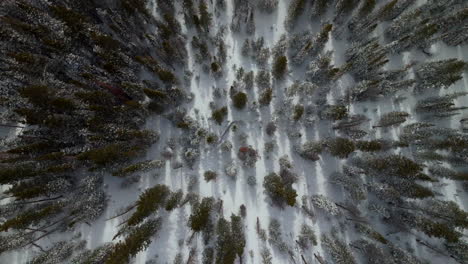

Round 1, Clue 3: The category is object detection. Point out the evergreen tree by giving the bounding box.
[325,137,356,158]
[297,223,317,249]
[307,52,339,86]
[322,233,357,264]
[257,0,278,14]
[373,111,409,128]
[272,55,288,79]
[285,0,306,30]
[126,185,170,226]
[415,59,466,90]
[343,38,388,81]
[29,240,85,264]
[415,93,468,118]
[199,0,212,32]
[311,0,330,18]
[106,219,162,264]
[291,24,332,65]
[189,197,215,232]
[263,172,297,207]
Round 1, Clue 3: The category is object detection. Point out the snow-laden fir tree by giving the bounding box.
[284,0,306,30]
[306,51,339,86]
[348,0,378,41]
[322,233,357,264]
[257,0,278,14]
[414,59,466,91]
[343,38,388,81]
[291,24,333,66]
[415,93,468,118]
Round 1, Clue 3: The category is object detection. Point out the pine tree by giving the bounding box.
[199,0,212,32]
[297,141,323,161]
[112,160,165,177]
[189,197,215,232]
[71,243,114,264]
[212,106,228,125]
[415,59,466,90]
[307,52,339,86]
[291,24,332,65]
[106,219,162,264]
[231,214,246,262]
[257,0,278,14]
[123,185,170,226]
[440,8,468,46]
[311,195,340,216]
[287,81,318,98]
[30,240,85,264]
[311,0,330,18]
[246,10,255,35]
[232,92,248,109]
[351,154,424,180]
[373,111,409,128]
[231,0,251,33]
[415,218,461,242]
[415,93,468,118]
[322,233,357,264]
[320,104,348,120]
[297,223,317,249]
[260,247,273,264]
[348,0,378,41]
[214,215,246,264]
[329,170,366,201]
[0,203,63,232]
[268,219,289,253]
[263,172,297,207]
[445,241,468,264]
[256,70,271,90]
[388,243,425,264]
[357,0,376,17]
[284,0,306,30]
[272,55,288,79]
[325,137,356,158]
[334,0,359,26]
[351,240,394,264]
[344,38,388,81]
[376,0,416,22]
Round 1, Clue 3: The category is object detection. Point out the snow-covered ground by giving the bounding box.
[1,0,468,263]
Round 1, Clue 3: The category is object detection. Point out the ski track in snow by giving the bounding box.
[1,0,468,263]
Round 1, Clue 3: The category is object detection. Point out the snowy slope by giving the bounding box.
[1,0,468,263]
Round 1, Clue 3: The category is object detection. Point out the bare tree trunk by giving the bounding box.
[314,253,327,264]
[0,195,14,201]
[25,227,47,233]
[335,203,361,219]
[106,204,137,221]
[415,238,462,264]
[17,212,76,242]
[0,124,25,129]
[13,195,63,206]
[256,217,261,234]
[31,242,46,253]
[187,231,197,244]
[288,250,297,264]
[217,121,238,145]
[23,228,58,248]
[218,199,224,215]
[18,135,51,141]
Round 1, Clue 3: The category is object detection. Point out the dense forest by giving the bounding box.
[0,0,467,263]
